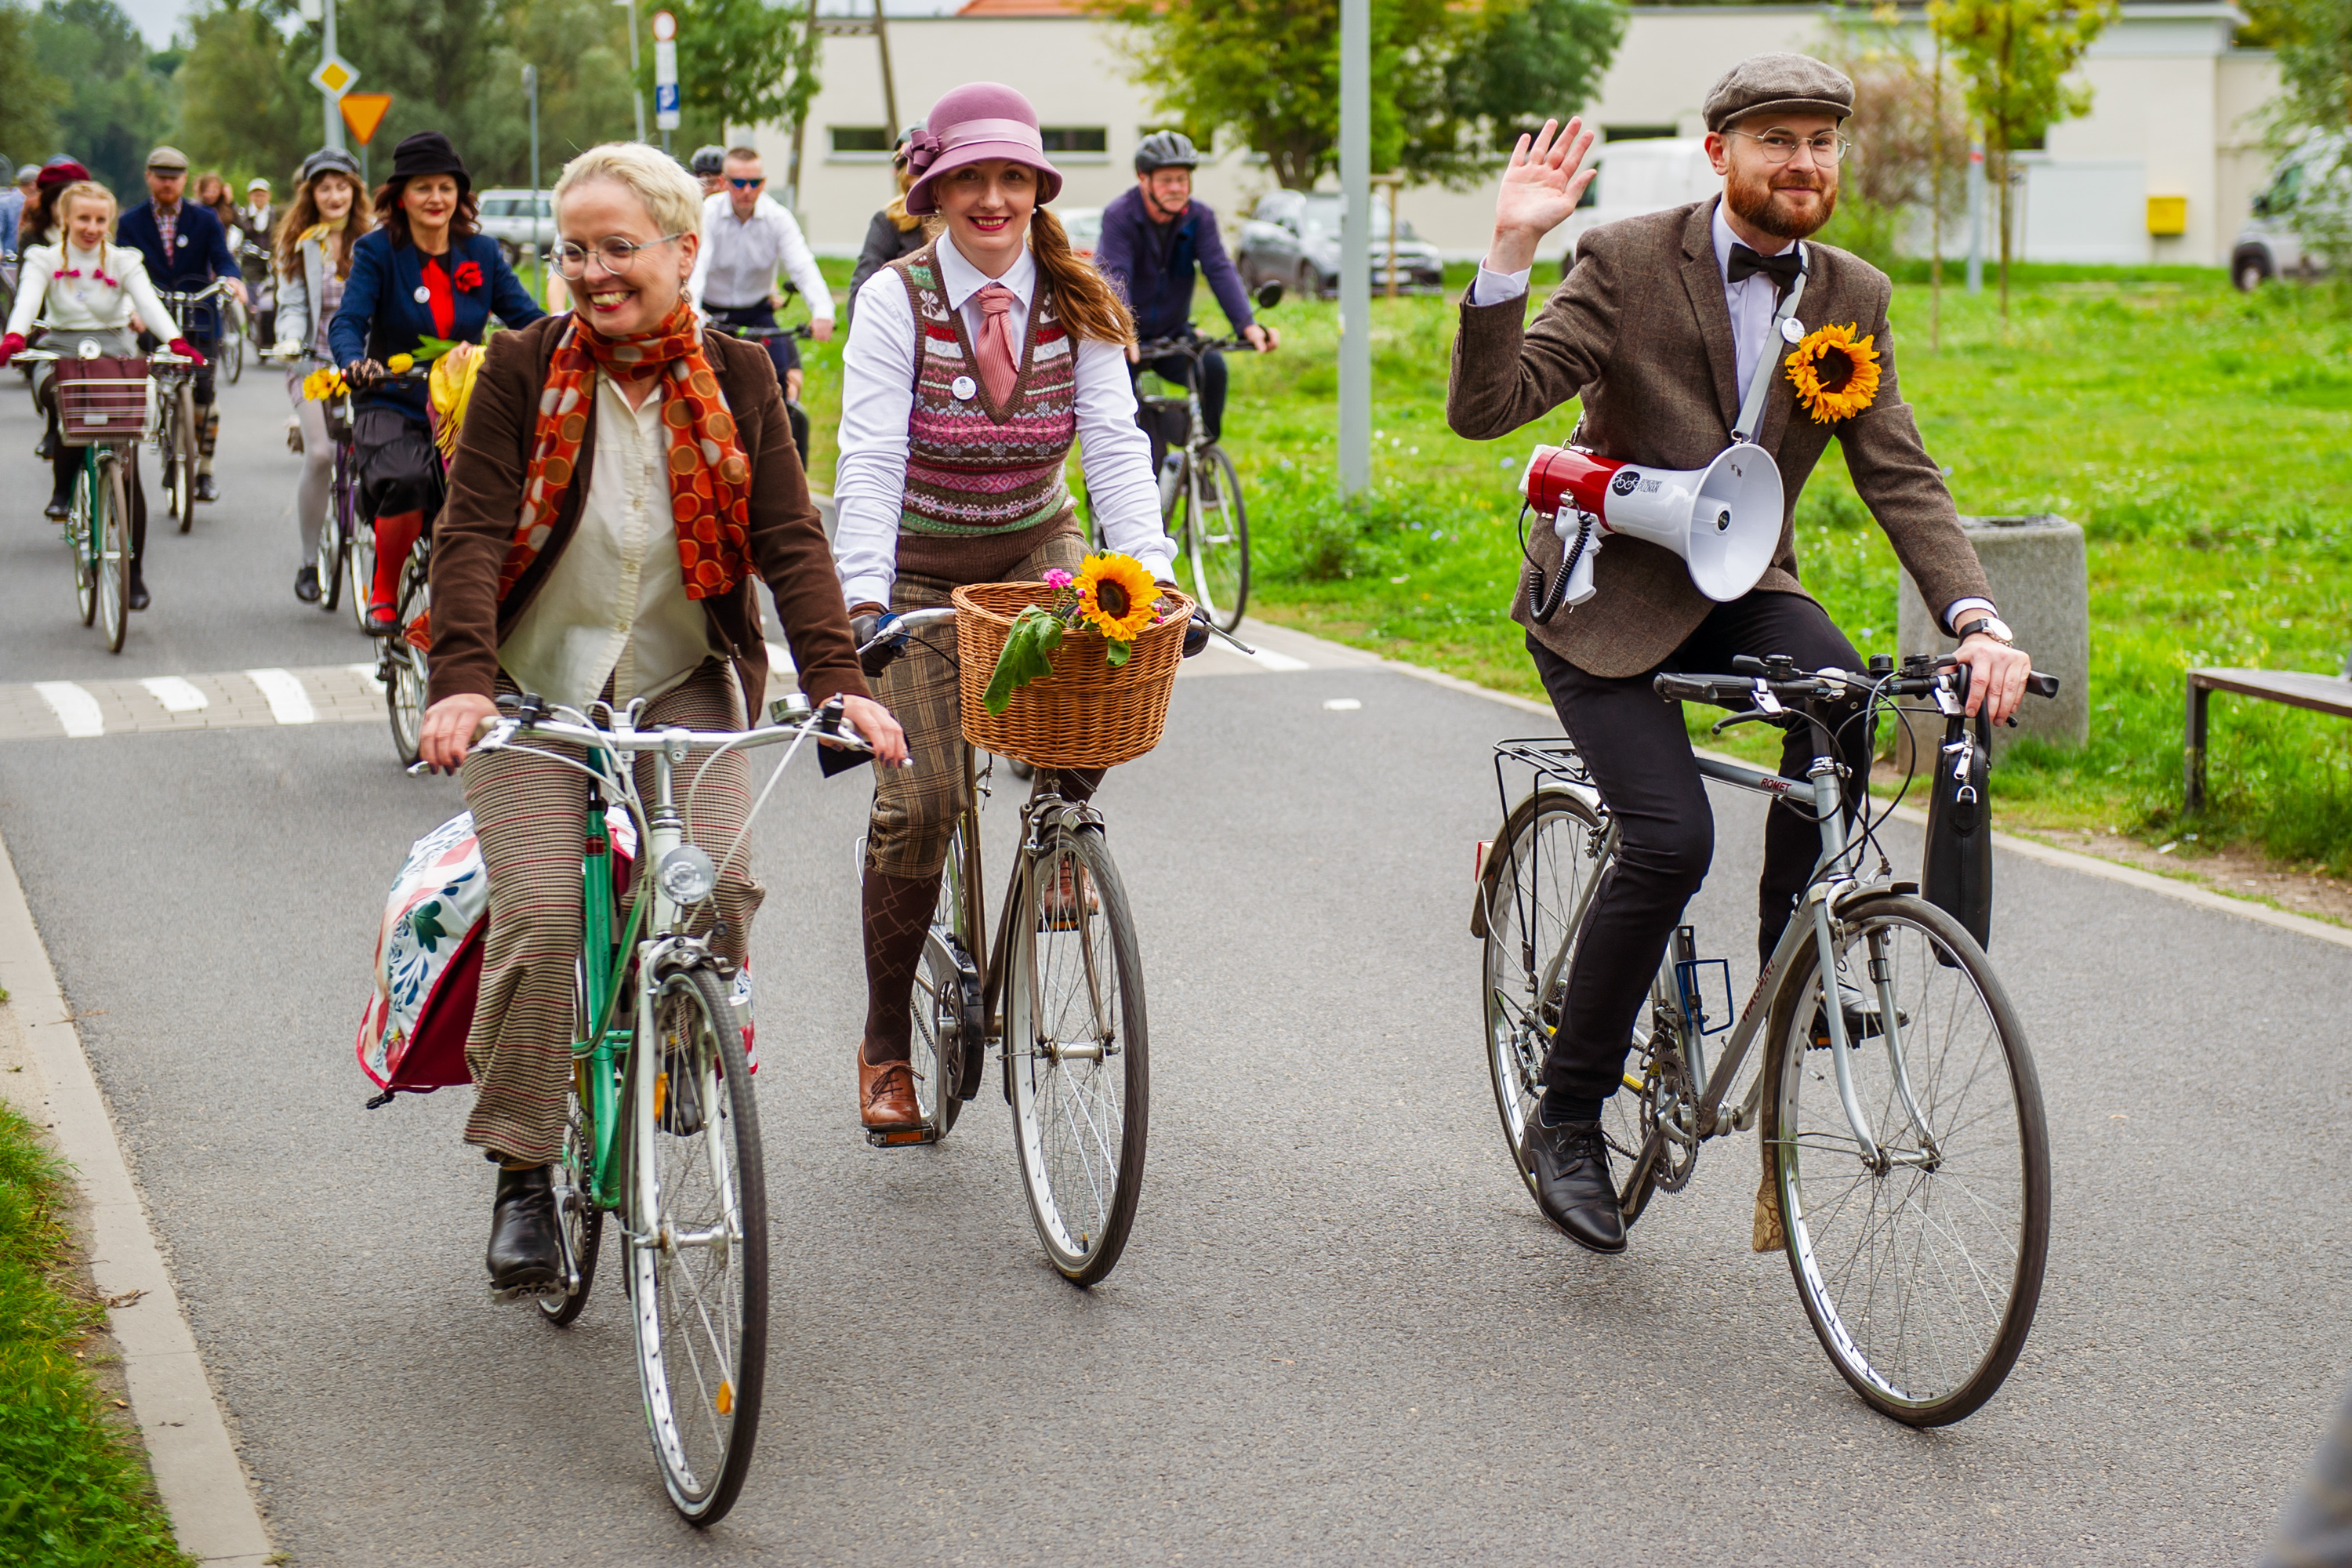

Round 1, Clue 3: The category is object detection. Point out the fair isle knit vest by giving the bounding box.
[887,242,1082,585]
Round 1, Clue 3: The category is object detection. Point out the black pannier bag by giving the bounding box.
[1921,710,1993,955]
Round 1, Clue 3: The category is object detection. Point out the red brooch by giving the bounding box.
[453,260,483,292]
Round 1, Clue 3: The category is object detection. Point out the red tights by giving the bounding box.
[371,510,424,613]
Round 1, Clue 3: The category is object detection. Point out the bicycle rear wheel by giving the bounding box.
[167,386,196,534]
[907,826,980,1137]
[95,456,130,653]
[1181,446,1250,633]
[1005,817,1147,1285]
[221,325,244,386]
[318,477,347,614]
[1762,891,2049,1426]
[538,1052,606,1327]
[385,547,428,766]
[626,965,768,1525]
[67,458,96,626]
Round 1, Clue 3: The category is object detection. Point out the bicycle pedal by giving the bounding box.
[487,1280,565,1305]
[863,1123,941,1149]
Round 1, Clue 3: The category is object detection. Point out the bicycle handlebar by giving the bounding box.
[471,691,880,759]
[1133,333,1257,359]
[719,322,811,341]
[1653,655,2060,712]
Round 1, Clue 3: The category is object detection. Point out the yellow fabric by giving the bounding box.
[428,342,483,459]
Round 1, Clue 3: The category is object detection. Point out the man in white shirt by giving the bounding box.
[687,147,833,405]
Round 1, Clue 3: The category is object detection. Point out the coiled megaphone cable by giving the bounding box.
[1521,502,1595,626]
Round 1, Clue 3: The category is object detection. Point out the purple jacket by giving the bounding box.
[1094,186,1254,343]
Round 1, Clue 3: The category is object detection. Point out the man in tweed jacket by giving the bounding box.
[1447,53,2035,1253]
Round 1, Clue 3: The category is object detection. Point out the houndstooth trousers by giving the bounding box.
[459,658,763,1165]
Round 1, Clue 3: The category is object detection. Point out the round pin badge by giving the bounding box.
[1780,317,1805,344]
[413,285,432,304]
[950,374,978,401]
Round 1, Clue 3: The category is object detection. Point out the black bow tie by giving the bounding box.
[1727,242,1803,294]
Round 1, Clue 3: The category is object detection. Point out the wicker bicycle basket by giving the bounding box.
[951,581,1193,770]
[54,358,154,446]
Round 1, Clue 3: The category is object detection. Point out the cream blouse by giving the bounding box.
[498,376,722,710]
[5,241,181,341]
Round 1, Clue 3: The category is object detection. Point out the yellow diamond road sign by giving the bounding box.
[310,53,359,99]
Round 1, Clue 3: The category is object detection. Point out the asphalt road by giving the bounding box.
[2,368,2347,1565]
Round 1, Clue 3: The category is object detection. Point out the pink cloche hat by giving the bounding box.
[902,82,1064,216]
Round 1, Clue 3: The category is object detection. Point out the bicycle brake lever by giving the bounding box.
[1203,622,1257,656]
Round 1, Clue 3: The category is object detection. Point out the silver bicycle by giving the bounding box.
[1476,653,2060,1425]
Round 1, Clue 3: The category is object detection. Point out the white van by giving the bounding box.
[2231,133,2349,291]
[474,189,556,265]
[1559,138,1720,278]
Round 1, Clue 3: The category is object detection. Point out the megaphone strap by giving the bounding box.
[1732,263,1808,445]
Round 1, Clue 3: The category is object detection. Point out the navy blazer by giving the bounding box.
[117,201,242,329]
[330,228,544,423]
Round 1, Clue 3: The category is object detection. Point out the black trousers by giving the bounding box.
[1131,347,1226,470]
[1527,591,1871,1104]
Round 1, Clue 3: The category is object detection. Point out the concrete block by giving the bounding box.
[1896,514,2089,767]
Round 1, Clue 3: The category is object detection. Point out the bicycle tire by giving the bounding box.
[1006,818,1148,1285]
[1762,891,2049,1426]
[347,493,376,633]
[385,546,429,766]
[1183,445,1250,633]
[538,1053,606,1328]
[169,385,196,533]
[906,825,979,1136]
[318,492,346,613]
[67,459,96,627]
[625,964,768,1526]
[222,328,244,386]
[96,456,130,653]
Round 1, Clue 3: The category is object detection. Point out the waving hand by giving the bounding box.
[1486,117,1598,276]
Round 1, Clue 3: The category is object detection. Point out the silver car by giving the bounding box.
[474,188,557,265]
[1237,190,1443,299]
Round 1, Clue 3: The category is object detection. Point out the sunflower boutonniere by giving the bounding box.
[1785,322,1882,424]
[982,554,1174,714]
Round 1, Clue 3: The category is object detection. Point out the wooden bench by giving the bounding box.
[2185,665,2352,811]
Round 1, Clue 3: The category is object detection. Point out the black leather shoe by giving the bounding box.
[659,1052,706,1136]
[194,474,219,503]
[485,1165,562,1293]
[293,564,320,602]
[45,492,71,521]
[35,430,56,462]
[364,605,401,637]
[127,574,151,612]
[1519,1116,1626,1254]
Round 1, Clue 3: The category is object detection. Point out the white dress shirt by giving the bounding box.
[499,376,722,709]
[7,241,180,340]
[832,233,1171,610]
[1471,208,1994,633]
[688,192,833,318]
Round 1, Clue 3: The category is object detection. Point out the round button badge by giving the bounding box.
[950,374,978,401]
[1780,317,1805,344]
[413,285,432,304]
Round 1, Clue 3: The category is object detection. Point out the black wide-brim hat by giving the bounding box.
[387,131,470,193]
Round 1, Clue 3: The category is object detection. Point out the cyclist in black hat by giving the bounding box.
[1095,129,1276,471]
[332,129,543,634]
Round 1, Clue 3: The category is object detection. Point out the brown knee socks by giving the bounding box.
[861,866,942,1065]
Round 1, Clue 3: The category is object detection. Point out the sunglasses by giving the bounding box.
[728,176,764,189]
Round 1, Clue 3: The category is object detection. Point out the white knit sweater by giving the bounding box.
[5,241,181,341]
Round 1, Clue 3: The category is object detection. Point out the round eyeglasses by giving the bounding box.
[550,232,687,279]
[1728,129,1851,165]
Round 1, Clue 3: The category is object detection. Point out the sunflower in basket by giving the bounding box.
[982,553,1172,715]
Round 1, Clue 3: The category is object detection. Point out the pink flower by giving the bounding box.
[1043,568,1074,590]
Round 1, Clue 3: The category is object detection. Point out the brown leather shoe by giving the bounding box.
[858,1048,920,1129]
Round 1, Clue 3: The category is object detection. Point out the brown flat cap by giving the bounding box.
[1702,53,1854,133]
[145,145,190,172]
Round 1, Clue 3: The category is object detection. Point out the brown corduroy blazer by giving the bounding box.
[428,314,869,713]
[1446,198,1990,679]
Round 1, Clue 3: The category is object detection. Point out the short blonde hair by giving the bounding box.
[554,143,703,239]
[57,180,118,236]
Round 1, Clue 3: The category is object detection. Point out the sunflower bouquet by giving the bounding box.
[981,553,1171,715]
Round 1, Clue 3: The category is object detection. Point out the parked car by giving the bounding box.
[1236,190,1443,299]
[473,189,556,265]
[1059,205,1102,260]
[2232,132,2349,292]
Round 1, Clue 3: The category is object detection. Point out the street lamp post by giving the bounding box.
[321,0,346,151]
[616,0,648,142]
[524,64,543,291]
[1337,0,1370,500]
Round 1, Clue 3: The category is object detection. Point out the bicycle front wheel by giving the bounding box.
[626,965,768,1526]
[1006,818,1147,1285]
[1181,446,1250,632]
[67,459,96,626]
[1762,891,2049,1426]
[96,456,130,653]
[168,387,195,533]
[347,495,376,633]
[385,550,428,766]
[222,327,244,386]
[318,482,347,613]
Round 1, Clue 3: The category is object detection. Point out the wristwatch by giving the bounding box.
[1955,613,2014,646]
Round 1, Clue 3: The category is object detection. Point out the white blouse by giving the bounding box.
[498,376,722,710]
[831,232,1171,610]
[6,242,181,341]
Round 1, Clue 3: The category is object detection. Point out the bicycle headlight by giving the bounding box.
[657,845,717,905]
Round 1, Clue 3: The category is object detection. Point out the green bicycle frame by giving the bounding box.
[578,767,646,1213]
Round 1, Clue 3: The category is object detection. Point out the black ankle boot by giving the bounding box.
[485,1165,561,1292]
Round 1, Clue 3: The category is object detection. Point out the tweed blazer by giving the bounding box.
[429,314,869,715]
[1446,198,1989,679]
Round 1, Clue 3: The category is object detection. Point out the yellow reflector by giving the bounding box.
[655,1071,668,1123]
[716,1381,734,1416]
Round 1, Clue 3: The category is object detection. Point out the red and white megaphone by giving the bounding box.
[1518,443,1783,618]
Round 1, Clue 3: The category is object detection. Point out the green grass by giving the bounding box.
[0,1099,192,1567]
[794,256,2352,876]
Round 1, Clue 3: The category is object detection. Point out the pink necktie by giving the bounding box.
[973,283,1018,407]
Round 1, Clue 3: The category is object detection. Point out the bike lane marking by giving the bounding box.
[0,826,276,1567]
[243,668,316,725]
[0,665,386,741]
[140,676,210,713]
[34,681,106,737]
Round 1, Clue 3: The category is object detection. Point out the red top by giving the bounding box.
[420,256,454,339]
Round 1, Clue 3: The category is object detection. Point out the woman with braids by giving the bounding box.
[832,83,1175,1131]
[271,147,374,603]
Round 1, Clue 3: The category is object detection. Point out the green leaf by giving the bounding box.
[1105,638,1132,670]
[982,606,1066,714]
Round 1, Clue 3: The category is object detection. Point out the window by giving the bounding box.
[479,198,514,218]
[829,126,892,155]
[1038,127,1107,154]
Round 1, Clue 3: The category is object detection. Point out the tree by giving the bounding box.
[1812,14,1968,273]
[2259,0,2352,278]
[1929,0,2118,318]
[658,0,816,146]
[177,0,318,190]
[31,0,176,194]
[1098,0,1621,192]
[0,2,65,168]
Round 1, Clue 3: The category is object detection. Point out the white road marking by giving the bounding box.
[1247,646,1310,672]
[1323,697,1363,711]
[34,682,103,737]
[244,668,316,725]
[348,661,385,692]
[140,676,209,713]
[765,641,796,672]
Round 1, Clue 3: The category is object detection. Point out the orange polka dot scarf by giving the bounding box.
[497,298,751,601]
